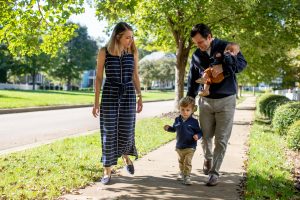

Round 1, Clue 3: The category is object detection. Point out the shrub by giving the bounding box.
[257,93,273,116]
[256,93,290,119]
[287,120,300,150]
[264,96,290,119]
[272,102,300,135]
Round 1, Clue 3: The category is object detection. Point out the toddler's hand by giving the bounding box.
[164,125,170,131]
[193,134,199,141]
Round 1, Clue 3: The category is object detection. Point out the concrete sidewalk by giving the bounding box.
[61,96,256,200]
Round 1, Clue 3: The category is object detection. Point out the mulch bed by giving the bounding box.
[286,149,300,192]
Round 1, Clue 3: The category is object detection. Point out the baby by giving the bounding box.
[196,42,240,96]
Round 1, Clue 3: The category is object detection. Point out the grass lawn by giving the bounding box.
[0,117,174,199]
[0,90,175,109]
[245,119,296,199]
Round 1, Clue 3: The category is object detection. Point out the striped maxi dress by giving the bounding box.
[100,49,138,167]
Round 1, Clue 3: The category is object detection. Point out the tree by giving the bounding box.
[0,44,15,83]
[8,53,50,90]
[282,48,300,88]
[139,54,176,90]
[155,58,176,88]
[50,25,98,90]
[234,0,300,87]
[139,60,156,90]
[0,0,85,57]
[94,0,300,105]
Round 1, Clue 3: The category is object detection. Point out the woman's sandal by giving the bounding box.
[123,157,135,175]
[101,175,111,185]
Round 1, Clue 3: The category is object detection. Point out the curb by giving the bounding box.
[0,99,174,115]
[0,104,93,115]
[0,129,98,156]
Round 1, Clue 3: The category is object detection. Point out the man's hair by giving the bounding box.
[179,96,195,108]
[190,23,212,38]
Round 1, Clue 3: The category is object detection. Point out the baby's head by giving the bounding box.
[225,42,240,56]
[179,96,196,120]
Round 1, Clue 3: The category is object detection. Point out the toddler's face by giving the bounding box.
[180,105,193,120]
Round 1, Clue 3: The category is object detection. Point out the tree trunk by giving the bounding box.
[67,78,72,91]
[175,43,191,109]
[0,69,7,83]
[239,85,243,97]
[31,71,36,90]
[167,16,192,109]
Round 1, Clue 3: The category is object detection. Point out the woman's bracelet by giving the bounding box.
[136,93,142,98]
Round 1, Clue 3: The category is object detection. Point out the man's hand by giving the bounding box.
[211,64,223,78]
[193,134,199,141]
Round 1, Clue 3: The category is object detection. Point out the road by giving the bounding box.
[0,100,175,154]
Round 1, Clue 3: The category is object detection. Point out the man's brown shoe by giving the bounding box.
[203,159,212,175]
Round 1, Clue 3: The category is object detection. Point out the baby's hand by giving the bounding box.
[193,134,199,141]
[164,125,170,131]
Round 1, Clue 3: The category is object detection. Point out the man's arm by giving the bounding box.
[187,54,202,98]
[222,51,247,76]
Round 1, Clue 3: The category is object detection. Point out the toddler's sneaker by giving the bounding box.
[206,174,219,186]
[183,175,192,185]
[177,172,184,181]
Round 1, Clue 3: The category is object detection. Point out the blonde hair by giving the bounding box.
[106,22,137,56]
[179,96,195,108]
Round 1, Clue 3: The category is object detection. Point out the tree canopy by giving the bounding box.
[1,0,299,94]
[95,0,300,102]
[49,25,98,90]
[0,0,85,56]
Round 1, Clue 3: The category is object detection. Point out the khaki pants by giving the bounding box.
[176,148,195,176]
[199,95,236,176]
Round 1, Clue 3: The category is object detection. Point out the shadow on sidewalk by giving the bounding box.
[95,172,242,200]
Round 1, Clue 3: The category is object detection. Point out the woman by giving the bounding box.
[92,22,143,185]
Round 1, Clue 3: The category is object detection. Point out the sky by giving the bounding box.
[69,2,108,41]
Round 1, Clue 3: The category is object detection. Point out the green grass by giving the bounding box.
[245,120,296,199]
[0,117,174,199]
[0,90,175,109]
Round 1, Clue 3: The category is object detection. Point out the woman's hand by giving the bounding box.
[92,106,99,117]
[136,97,143,113]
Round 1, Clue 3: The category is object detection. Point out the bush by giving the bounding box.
[257,93,273,116]
[256,93,290,119]
[80,87,94,92]
[264,96,290,119]
[287,120,300,150]
[272,102,300,135]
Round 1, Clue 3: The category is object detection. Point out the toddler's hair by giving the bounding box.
[179,96,195,108]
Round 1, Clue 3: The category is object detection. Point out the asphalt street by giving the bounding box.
[0,100,175,154]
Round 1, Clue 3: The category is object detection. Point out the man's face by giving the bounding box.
[192,33,212,51]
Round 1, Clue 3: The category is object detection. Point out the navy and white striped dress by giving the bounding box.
[100,50,138,167]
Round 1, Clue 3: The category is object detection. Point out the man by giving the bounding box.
[187,23,247,186]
